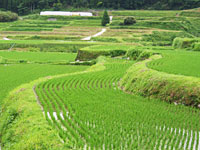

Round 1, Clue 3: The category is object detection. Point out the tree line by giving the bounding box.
[0,0,199,15]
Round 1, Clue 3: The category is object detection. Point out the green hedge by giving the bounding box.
[76,49,127,61]
[0,11,18,22]
[173,37,200,49]
[76,45,129,61]
[120,55,200,107]
[143,31,193,45]
[76,47,155,61]
[76,50,108,61]
[193,42,200,51]
[126,49,157,61]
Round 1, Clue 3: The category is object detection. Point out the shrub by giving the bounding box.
[110,50,126,57]
[143,31,193,45]
[173,38,200,49]
[76,45,130,61]
[76,50,108,61]
[0,11,18,22]
[124,17,136,25]
[126,49,142,60]
[19,59,27,63]
[137,51,153,61]
[193,42,200,51]
[101,10,110,26]
[126,49,157,61]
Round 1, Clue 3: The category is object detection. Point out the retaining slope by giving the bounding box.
[120,55,200,107]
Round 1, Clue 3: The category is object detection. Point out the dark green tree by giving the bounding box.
[101,10,109,26]
[17,3,30,15]
[124,17,136,25]
[53,0,62,10]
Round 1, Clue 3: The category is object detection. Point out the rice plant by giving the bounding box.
[36,58,200,149]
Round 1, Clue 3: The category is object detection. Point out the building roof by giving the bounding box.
[40,11,93,16]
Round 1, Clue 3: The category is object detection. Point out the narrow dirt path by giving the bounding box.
[110,16,113,23]
[3,37,10,40]
[82,28,107,40]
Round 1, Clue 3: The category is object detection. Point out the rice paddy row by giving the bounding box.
[35,58,200,149]
[148,51,200,77]
[1,10,199,45]
[0,52,87,105]
[0,9,200,149]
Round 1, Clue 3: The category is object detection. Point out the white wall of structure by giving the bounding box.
[40,11,93,16]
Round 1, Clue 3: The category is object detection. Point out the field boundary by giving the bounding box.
[120,55,200,107]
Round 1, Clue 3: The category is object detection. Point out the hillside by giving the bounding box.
[0,9,200,150]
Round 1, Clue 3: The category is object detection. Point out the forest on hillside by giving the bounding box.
[0,0,200,15]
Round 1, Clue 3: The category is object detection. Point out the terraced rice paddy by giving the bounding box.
[0,52,87,106]
[35,58,200,149]
[0,9,200,150]
[0,51,76,63]
[148,51,200,77]
[0,18,102,42]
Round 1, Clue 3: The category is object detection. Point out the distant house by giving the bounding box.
[40,11,93,16]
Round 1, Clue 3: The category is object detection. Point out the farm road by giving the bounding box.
[3,37,10,40]
[82,28,107,40]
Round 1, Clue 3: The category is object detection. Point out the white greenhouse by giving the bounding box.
[40,11,93,16]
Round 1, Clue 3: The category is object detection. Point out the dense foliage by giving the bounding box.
[0,0,200,15]
[173,37,200,49]
[101,10,109,26]
[123,17,136,25]
[0,11,18,22]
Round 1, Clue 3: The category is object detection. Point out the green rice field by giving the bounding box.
[0,9,200,150]
[35,58,200,149]
[148,51,200,77]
